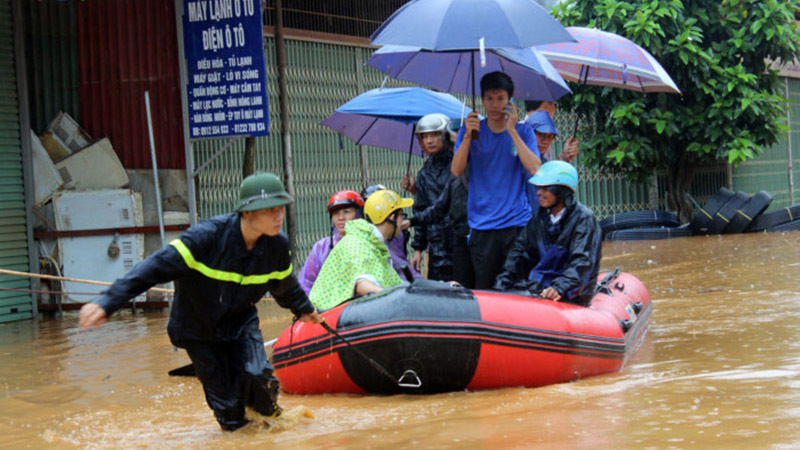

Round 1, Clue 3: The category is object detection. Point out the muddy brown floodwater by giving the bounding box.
[2,232,800,449]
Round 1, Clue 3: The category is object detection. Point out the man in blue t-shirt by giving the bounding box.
[451,71,541,289]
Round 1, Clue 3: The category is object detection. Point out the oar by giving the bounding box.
[168,338,278,377]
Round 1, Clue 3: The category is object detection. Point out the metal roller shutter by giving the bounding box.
[0,0,32,323]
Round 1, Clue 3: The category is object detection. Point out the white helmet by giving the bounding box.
[415,113,451,135]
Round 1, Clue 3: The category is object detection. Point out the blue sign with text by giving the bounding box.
[182,0,269,139]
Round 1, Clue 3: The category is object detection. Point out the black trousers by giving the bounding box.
[469,226,523,290]
[451,234,475,289]
[427,255,454,282]
[184,325,280,431]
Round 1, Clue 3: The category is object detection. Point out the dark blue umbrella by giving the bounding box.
[370,0,575,134]
[370,0,574,50]
[367,45,570,102]
[321,87,472,174]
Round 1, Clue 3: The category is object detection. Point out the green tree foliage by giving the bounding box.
[551,0,800,220]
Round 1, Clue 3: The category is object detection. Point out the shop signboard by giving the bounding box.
[182,0,269,138]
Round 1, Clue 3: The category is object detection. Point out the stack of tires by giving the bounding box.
[690,187,800,234]
[602,188,800,242]
[601,210,690,241]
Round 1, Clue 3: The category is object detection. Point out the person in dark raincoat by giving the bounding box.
[79,173,323,431]
[401,113,455,281]
[522,110,581,212]
[494,161,602,305]
[407,161,474,288]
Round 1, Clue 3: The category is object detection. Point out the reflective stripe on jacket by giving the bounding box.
[94,213,314,345]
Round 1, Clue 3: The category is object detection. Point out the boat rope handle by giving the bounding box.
[320,321,400,387]
[596,267,621,295]
[397,370,422,388]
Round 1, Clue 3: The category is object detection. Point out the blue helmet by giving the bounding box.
[524,110,559,136]
[529,161,578,192]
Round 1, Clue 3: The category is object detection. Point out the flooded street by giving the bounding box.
[2,232,800,449]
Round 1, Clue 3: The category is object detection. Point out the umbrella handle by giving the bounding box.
[406,147,414,177]
[572,65,591,139]
[405,124,416,190]
[572,113,579,138]
[471,52,479,141]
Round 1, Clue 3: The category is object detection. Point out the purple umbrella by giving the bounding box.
[367,45,571,102]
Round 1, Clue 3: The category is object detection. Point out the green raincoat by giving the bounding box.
[309,219,403,311]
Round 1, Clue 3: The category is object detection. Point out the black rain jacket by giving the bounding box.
[409,172,469,237]
[494,195,602,305]
[94,213,314,346]
[411,150,455,270]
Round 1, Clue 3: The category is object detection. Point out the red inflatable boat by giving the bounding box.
[272,270,651,395]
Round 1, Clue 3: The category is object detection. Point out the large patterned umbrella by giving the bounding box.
[535,26,680,94]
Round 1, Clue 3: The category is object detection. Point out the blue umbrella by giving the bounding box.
[321,87,472,174]
[370,0,574,50]
[367,45,570,102]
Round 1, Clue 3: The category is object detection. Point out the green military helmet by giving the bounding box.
[235,172,294,212]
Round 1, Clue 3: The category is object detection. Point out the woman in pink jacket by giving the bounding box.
[298,190,364,294]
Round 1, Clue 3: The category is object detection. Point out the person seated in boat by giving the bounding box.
[494,161,602,306]
[361,183,422,282]
[522,110,580,211]
[298,190,364,294]
[309,189,414,311]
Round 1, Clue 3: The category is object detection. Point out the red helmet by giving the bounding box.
[327,190,364,214]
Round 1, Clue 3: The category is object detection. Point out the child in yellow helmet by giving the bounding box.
[310,190,414,311]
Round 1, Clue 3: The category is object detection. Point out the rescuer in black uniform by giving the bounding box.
[79,172,323,431]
